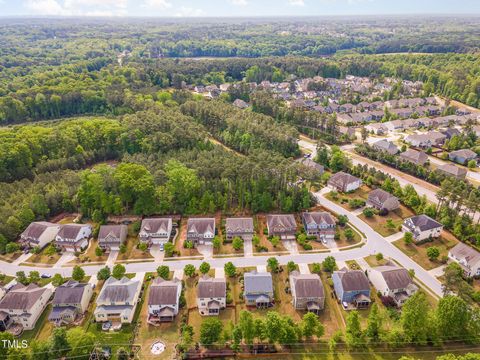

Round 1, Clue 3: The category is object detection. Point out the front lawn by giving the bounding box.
[172,219,201,257]
[358,205,415,237]
[364,255,388,267]
[117,231,153,261]
[253,214,286,253]
[68,238,108,265]
[325,186,370,210]
[25,245,61,265]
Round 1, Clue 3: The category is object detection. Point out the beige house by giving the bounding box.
[55,224,92,252]
[20,222,61,249]
[49,280,93,326]
[368,266,418,307]
[367,189,400,212]
[448,243,480,278]
[289,271,325,314]
[197,276,226,316]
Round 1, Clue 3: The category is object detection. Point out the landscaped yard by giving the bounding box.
[364,255,388,267]
[25,245,61,265]
[253,214,287,253]
[172,219,201,257]
[358,205,415,237]
[325,185,370,210]
[393,233,459,270]
[117,225,153,261]
[68,238,108,265]
[0,251,22,263]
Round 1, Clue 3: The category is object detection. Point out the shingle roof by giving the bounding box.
[328,171,361,188]
[197,276,226,298]
[437,164,468,177]
[97,277,141,304]
[266,214,296,232]
[187,218,215,235]
[450,149,477,159]
[57,224,89,239]
[53,280,89,305]
[141,218,172,234]
[334,269,370,292]
[98,225,128,244]
[244,271,273,294]
[21,222,58,240]
[375,266,413,289]
[302,212,335,226]
[0,284,48,310]
[225,218,254,234]
[368,188,397,205]
[399,149,428,165]
[148,278,181,306]
[290,272,324,298]
[449,243,480,266]
[405,215,443,231]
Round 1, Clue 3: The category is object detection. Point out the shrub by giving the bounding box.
[362,208,375,218]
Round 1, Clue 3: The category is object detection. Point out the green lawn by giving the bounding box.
[20,304,52,342]
[358,205,414,237]
[364,255,388,268]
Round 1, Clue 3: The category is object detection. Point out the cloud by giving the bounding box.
[288,0,305,6]
[142,0,172,9]
[23,0,128,16]
[174,6,205,17]
[230,0,248,5]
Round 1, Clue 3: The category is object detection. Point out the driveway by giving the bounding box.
[173,268,184,280]
[282,239,299,255]
[150,245,164,262]
[298,263,310,274]
[197,245,213,260]
[215,267,225,279]
[54,252,76,268]
[385,232,404,243]
[244,238,253,257]
[12,253,31,266]
[106,250,119,267]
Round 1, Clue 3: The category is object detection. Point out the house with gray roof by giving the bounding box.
[244,271,273,309]
[148,278,182,323]
[402,214,443,242]
[298,158,324,175]
[372,140,399,155]
[225,217,254,241]
[327,171,362,193]
[332,268,370,309]
[368,265,418,307]
[49,280,93,326]
[289,271,324,314]
[55,224,92,252]
[94,276,142,324]
[187,218,215,246]
[436,163,468,180]
[20,221,61,250]
[399,149,429,166]
[99,225,127,252]
[197,276,226,316]
[367,189,400,212]
[139,218,173,247]
[266,214,297,240]
[448,243,480,278]
[302,212,336,241]
[449,149,477,165]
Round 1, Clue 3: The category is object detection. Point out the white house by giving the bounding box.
[20,222,61,249]
[197,276,226,316]
[368,266,418,307]
[55,224,92,252]
[139,218,173,248]
[327,172,362,193]
[147,278,182,324]
[448,243,480,278]
[402,215,443,242]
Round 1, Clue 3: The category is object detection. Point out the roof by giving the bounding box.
[266,214,296,232]
[244,271,273,294]
[299,158,324,173]
[375,266,414,290]
[368,188,398,205]
[225,218,254,234]
[328,171,361,187]
[21,222,59,240]
[197,276,226,298]
[334,269,370,292]
[140,218,172,234]
[450,149,477,159]
[57,224,90,239]
[302,212,335,226]
[98,225,128,243]
[187,218,215,235]
[372,140,398,154]
[0,284,48,310]
[399,149,428,165]
[405,215,443,231]
[148,278,181,306]
[437,164,468,177]
[449,243,480,266]
[97,277,141,304]
[53,280,89,305]
[290,272,324,298]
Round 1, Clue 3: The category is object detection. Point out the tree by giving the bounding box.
[311,263,321,274]
[112,264,126,279]
[401,292,430,345]
[287,261,297,273]
[375,252,384,261]
[5,242,19,254]
[52,273,65,287]
[67,327,96,359]
[386,218,396,230]
[97,266,111,280]
[345,310,364,348]
[16,271,28,285]
[267,257,279,272]
[199,262,210,275]
[119,244,127,254]
[117,348,129,360]
[362,208,375,218]
[138,242,148,252]
[426,246,440,261]
[184,264,196,277]
[72,265,85,281]
[95,246,103,257]
[157,265,170,280]
[436,295,470,341]
[404,232,413,245]
[301,312,324,338]
[224,262,236,277]
[322,256,336,272]
[264,311,283,344]
[337,215,348,226]
[344,228,354,241]
[164,242,174,257]
[366,303,382,341]
[467,160,477,169]
[238,310,255,346]
[50,327,71,359]
[212,236,221,250]
[28,271,40,284]
[270,236,280,247]
[200,317,223,346]
[232,237,243,251]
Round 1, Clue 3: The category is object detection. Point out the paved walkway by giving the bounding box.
[282,239,299,255]
[385,232,404,243]
[244,239,253,257]
[106,250,119,267]
[173,268,184,280]
[428,265,446,278]
[298,263,310,274]
[215,267,225,279]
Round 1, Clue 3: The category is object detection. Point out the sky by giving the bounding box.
[1,0,480,17]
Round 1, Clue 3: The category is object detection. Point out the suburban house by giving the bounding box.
[187,218,216,246]
[365,123,387,135]
[98,225,128,252]
[94,276,142,324]
[399,149,429,166]
[448,243,480,278]
[372,140,399,155]
[197,276,226,316]
[368,266,418,307]
[402,215,444,242]
[449,149,477,165]
[225,217,254,241]
[436,164,468,180]
[266,214,297,240]
[139,218,173,247]
[243,271,274,309]
[338,126,357,140]
[20,221,61,249]
[0,283,52,331]
[147,278,182,324]
[327,171,362,192]
[301,211,336,241]
[332,268,371,309]
[48,280,93,326]
[289,271,325,314]
[233,98,249,109]
[405,134,434,148]
[367,189,400,212]
[54,224,92,252]
[298,158,325,175]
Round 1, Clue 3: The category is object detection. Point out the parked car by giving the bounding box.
[41,273,51,279]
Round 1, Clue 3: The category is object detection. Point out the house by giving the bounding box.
[48,280,93,326]
[233,99,249,109]
[337,114,353,124]
[441,128,461,140]
[301,212,336,241]
[225,217,254,241]
[0,283,52,331]
[298,158,324,175]
[139,218,172,247]
[327,171,362,192]
[448,243,480,278]
[449,149,477,165]
[372,140,399,155]
[368,266,418,307]
[405,134,433,148]
[338,126,357,140]
[384,120,404,133]
[243,271,274,309]
[187,218,216,245]
[20,221,61,250]
[367,189,400,212]
[365,123,387,135]
[427,131,447,146]
[436,164,468,180]
[94,276,142,324]
[55,224,92,252]
[289,271,325,314]
[399,149,429,166]
[332,268,371,309]
[197,276,226,316]
[98,225,127,252]
[266,214,297,240]
[402,214,443,242]
[147,278,182,324]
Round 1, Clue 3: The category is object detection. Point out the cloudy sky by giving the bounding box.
[1,0,479,17]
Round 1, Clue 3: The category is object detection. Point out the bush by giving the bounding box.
[363,208,375,218]
[348,198,365,209]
